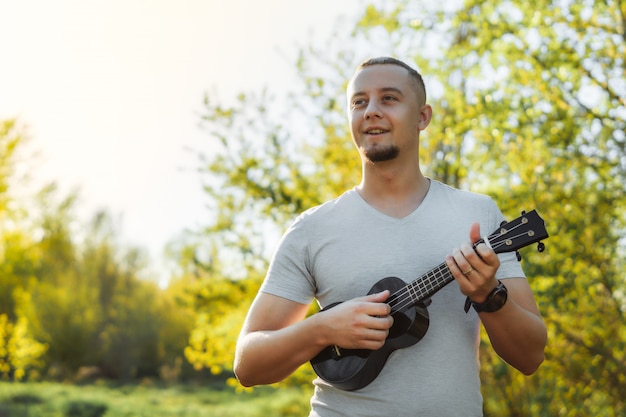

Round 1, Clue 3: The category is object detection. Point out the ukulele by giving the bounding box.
[310,210,548,391]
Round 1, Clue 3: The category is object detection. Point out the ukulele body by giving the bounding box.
[310,276,430,391]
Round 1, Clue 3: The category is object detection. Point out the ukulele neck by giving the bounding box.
[387,238,486,313]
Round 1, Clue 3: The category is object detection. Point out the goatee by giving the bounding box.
[364,145,400,163]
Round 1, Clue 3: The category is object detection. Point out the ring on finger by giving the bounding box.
[462,267,474,276]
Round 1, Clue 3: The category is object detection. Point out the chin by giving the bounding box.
[364,145,399,163]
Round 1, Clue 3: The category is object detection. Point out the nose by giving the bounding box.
[364,101,382,119]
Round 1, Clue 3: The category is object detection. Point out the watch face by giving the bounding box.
[475,282,508,312]
[491,288,507,305]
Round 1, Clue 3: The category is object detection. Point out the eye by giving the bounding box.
[352,98,367,108]
[382,95,397,102]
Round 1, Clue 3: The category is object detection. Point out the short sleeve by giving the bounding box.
[259,214,317,305]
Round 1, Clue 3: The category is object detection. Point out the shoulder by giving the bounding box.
[272,189,359,262]
[430,179,492,201]
[291,189,361,227]
[424,180,506,238]
[428,179,496,212]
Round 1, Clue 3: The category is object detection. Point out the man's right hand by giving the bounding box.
[318,290,393,351]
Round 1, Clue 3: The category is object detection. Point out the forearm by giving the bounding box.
[446,224,547,374]
[234,314,327,387]
[234,291,392,387]
[480,298,547,375]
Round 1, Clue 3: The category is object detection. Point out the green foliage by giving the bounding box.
[0,313,47,381]
[0,381,312,417]
[0,118,197,382]
[184,276,256,376]
[357,4,403,33]
[174,71,362,382]
[65,401,107,417]
[0,119,22,211]
[0,122,48,382]
[193,90,353,280]
[0,120,33,319]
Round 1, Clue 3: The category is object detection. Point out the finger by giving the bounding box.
[452,248,474,276]
[370,315,394,330]
[446,254,470,279]
[460,242,476,259]
[363,315,393,335]
[350,291,391,317]
[464,239,499,270]
[363,327,390,342]
[361,290,390,303]
[474,243,499,267]
[361,337,387,350]
[461,242,495,273]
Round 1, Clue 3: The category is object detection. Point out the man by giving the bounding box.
[234,57,547,416]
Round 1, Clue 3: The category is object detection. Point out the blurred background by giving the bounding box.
[0,0,624,416]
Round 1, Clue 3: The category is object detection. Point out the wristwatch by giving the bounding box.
[464,280,508,313]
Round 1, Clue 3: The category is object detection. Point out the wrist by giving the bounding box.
[470,280,500,304]
[464,280,508,313]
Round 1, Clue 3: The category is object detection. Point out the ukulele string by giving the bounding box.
[386,229,530,313]
[386,234,518,313]
[385,223,532,314]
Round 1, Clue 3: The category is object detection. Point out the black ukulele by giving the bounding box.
[310,210,549,391]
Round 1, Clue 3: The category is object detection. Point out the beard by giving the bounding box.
[363,144,400,163]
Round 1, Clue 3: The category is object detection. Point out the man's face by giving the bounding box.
[347,64,426,164]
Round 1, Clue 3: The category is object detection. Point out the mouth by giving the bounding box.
[365,128,388,135]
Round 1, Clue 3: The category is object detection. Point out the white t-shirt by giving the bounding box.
[260,179,525,417]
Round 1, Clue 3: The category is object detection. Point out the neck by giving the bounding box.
[357,165,430,218]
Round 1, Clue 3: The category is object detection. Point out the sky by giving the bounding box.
[0,0,364,282]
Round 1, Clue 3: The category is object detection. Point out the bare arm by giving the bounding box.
[475,277,546,374]
[446,222,547,375]
[234,291,393,387]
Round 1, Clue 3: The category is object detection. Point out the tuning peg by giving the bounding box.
[515,251,522,262]
[500,220,507,227]
[521,210,527,215]
[537,242,545,252]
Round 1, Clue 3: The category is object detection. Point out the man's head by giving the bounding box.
[347,57,432,164]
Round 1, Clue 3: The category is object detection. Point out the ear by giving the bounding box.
[418,104,432,131]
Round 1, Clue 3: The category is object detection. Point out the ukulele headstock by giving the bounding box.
[487,210,549,256]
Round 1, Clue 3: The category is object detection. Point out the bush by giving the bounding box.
[65,400,108,417]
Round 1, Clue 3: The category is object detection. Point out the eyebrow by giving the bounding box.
[350,87,405,100]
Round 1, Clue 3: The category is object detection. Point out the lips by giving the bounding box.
[365,127,388,135]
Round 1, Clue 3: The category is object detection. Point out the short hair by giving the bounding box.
[357,57,427,105]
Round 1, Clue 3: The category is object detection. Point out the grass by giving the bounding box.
[0,380,313,417]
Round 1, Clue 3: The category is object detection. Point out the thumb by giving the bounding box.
[470,222,481,244]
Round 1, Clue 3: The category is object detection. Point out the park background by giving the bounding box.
[1,0,625,416]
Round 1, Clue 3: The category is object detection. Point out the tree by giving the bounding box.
[0,120,47,381]
[0,119,34,318]
[0,119,196,381]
